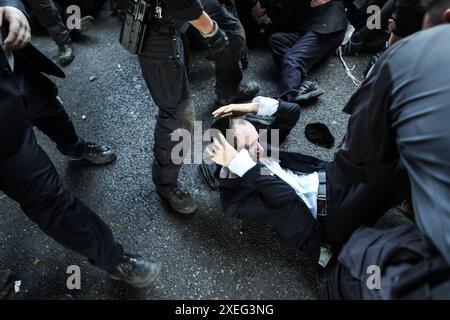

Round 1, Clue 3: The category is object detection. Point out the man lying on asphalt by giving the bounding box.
[201,96,301,189]
[205,97,410,265]
[0,0,160,288]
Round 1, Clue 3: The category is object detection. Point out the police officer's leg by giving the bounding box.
[0,128,160,287]
[16,65,116,165]
[33,96,117,165]
[33,96,80,154]
[223,2,250,71]
[0,127,122,272]
[27,0,74,66]
[27,0,71,46]
[138,31,197,215]
[203,0,259,104]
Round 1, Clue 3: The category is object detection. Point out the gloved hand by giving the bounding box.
[202,20,229,56]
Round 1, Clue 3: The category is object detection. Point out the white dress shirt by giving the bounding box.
[225,96,320,219]
[0,29,15,71]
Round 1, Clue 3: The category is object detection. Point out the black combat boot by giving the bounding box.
[65,141,117,165]
[158,185,198,215]
[57,42,75,66]
[109,254,161,288]
[217,81,260,106]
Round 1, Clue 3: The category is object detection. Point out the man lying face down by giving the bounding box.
[206,97,410,266]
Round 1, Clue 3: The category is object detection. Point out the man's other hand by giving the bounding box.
[213,103,260,119]
[0,6,31,50]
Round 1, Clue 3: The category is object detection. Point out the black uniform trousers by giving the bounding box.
[138,0,244,191]
[26,0,71,45]
[0,59,123,273]
[268,30,345,102]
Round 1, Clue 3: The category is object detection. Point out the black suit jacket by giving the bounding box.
[0,0,64,161]
[263,0,348,34]
[216,101,326,262]
[300,1,348,34]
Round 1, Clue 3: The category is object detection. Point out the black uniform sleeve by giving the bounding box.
[392,0,425,37]
[163,0,203,21]
[334,51,399,184]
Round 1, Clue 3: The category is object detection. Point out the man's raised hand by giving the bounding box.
[206,132,238,168]
[212,103,260,119]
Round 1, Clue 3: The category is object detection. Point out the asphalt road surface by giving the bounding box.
[0,7,410,300]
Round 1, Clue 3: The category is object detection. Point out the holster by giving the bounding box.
[119,0,153,54]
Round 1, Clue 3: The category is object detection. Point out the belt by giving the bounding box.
[148,23,176,34]
[317,169,327,217]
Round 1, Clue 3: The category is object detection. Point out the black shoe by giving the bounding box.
[57,43,75,66]
[0,270,16,300]
[294,81,325,105]
[201,163,219,190]
[66,141,117,165]
[158,186,198,215]
[217,81,260,106]
[109,254,161,288]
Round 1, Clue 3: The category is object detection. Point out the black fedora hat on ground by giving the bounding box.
[305,122,335,149]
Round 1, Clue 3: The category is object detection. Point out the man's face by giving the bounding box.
[231,120,264,162]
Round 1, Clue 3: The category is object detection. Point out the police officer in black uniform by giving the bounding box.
[137,0,260,215]
[1,0,160,288]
